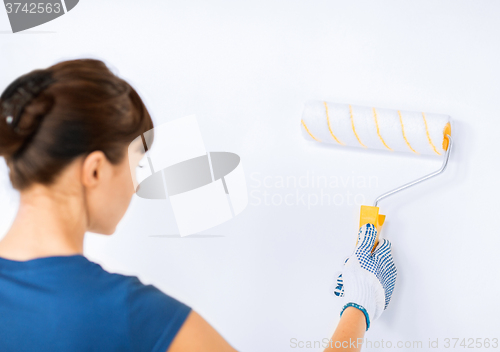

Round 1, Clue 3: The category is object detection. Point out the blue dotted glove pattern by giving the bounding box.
[333,224,397,309]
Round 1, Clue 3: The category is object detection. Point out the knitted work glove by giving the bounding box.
[333,223,397,330]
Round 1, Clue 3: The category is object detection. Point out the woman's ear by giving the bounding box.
[81,151,107,188]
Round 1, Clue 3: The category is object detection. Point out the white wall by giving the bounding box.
[1,1,499,351]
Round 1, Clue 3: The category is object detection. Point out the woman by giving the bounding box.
[0,59,237,352]
[0,59,397,352]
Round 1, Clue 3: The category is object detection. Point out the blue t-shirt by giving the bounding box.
[0,254,191,352]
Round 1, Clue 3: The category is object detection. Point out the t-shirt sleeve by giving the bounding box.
[126,276,192,352]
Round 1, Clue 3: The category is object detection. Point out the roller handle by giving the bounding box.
[355,133,452,251]
[356,205,385,252]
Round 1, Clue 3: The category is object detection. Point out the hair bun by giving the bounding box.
[0,69,55,157]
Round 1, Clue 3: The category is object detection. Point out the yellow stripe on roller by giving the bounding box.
[398,110,419,154]
[349,104,367,148]
[324,102,344,145]
[422,112,441,155]
[372,107,393,151]
[301,119,321,142]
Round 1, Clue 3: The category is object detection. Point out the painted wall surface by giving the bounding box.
[1,1,499,351]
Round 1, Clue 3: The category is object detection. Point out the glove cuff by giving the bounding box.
[340,302,370,331]
[341,263,385,322]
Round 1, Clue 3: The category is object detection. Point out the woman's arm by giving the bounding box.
[325,223,398,351]
[167,310,237,352]
[324,307,366,351]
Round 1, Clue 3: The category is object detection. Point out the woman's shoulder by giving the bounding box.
[77,255,193,351]
[76,255,145,290]
[79,256,188,307]
[84,256,191,310]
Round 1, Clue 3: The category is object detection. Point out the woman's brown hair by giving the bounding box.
[0,59,154,191]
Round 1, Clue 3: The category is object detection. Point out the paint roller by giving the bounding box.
[300,100,453,250]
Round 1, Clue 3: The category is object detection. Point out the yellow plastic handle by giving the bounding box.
[356,205,386,252]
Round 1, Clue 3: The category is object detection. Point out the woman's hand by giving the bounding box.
[324,224,397,351]
[334,223,397,329]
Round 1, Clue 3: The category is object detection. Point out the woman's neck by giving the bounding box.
[0,183,87,261]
